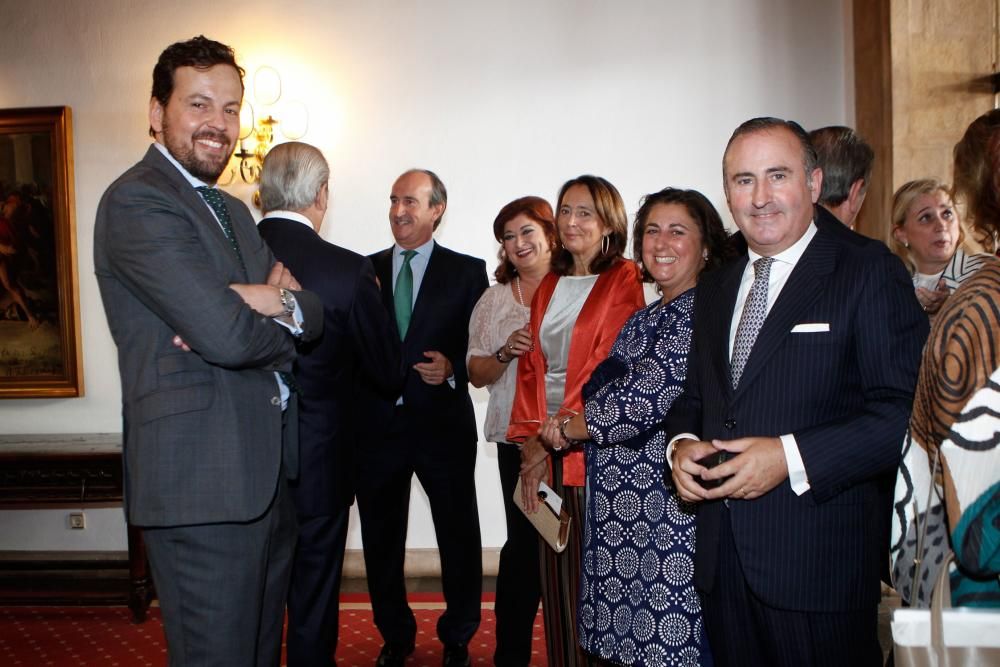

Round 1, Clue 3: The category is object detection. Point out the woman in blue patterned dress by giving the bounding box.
[541,188,729,666]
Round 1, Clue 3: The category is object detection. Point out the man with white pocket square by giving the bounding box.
[665,117,927,666]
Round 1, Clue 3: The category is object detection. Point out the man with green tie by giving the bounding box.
[358,169,488,667]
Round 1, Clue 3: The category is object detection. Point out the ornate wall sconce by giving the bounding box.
[221,66,309,185]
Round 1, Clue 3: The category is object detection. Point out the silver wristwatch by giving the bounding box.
[278,287,296,317]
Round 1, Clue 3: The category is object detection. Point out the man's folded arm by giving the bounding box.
[104,182,304,369]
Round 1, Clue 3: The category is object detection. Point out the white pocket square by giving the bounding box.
[791,322,830,333]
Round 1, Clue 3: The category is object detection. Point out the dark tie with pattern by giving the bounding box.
[394,250,416,340]
[196,185,246,277]
[730,257,774,389]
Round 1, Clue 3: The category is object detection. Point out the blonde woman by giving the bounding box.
[890,179,991,316]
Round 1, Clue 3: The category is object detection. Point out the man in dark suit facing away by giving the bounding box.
[358,169,488,667]
[257,142,403,666]
[94,36,322,667]
[666,117,927,667]
[808,125,874,230]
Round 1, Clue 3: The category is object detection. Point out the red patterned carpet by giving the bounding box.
[0,594,549,666]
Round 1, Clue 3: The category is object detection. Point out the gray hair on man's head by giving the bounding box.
[259,142,330,214]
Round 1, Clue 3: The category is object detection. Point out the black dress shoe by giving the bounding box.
[375,642,414,667]
[442,643,470,667]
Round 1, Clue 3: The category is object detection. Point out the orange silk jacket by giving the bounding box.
[506,260,645,486]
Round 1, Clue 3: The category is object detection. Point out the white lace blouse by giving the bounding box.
[467,282,531,443]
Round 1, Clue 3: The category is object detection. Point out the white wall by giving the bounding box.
[0,0,850,551]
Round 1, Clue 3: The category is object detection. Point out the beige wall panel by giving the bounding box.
[855,0,996,241]
[891,0,996,193]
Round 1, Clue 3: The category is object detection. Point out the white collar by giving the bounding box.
[747,220,818,266]
[393,237,435,258]
[262,210,315,231]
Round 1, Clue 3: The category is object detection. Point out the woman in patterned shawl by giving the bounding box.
[540,188,729,665]
[891,109,1000,608]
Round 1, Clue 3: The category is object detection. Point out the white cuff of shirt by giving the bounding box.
[780,433,810,495]
[666,433,700,470]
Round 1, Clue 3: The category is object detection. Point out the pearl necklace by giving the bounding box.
[515,276,525,307]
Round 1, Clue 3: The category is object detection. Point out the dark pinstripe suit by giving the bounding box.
[666,207,926,663]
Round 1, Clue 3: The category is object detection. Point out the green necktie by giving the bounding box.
[196,185,247,278]
[394,249,416,340]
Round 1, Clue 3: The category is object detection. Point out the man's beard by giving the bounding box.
[162,119,232,184]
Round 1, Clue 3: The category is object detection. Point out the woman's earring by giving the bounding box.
[702,250,709,261]
[601,234,610,255]
[904,241,910,249]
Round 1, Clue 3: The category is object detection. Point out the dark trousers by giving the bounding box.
[493,443,541,667]
[701,508,882,667]
[356,409,482,648]
[143,475,297,667]
[285,509,350,667]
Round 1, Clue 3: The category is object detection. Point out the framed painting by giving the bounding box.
[0,107,82,398]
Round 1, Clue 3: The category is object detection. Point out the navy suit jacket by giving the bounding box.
[258,216,403,515]
[365,242,488,444]
[665,207,927,612]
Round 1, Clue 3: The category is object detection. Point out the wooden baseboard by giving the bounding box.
[0,551,134,606]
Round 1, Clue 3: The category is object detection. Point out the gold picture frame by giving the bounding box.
[0,106,82,397]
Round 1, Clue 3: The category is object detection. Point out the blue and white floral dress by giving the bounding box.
[578,289,712,667]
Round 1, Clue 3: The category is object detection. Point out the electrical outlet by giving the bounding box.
[69,512,86,530]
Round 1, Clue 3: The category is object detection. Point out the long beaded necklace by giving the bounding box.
[515,276,525,307]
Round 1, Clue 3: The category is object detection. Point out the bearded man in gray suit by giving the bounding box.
[94,36,321,667]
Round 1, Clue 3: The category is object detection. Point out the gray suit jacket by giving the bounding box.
[94,145,321,528]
